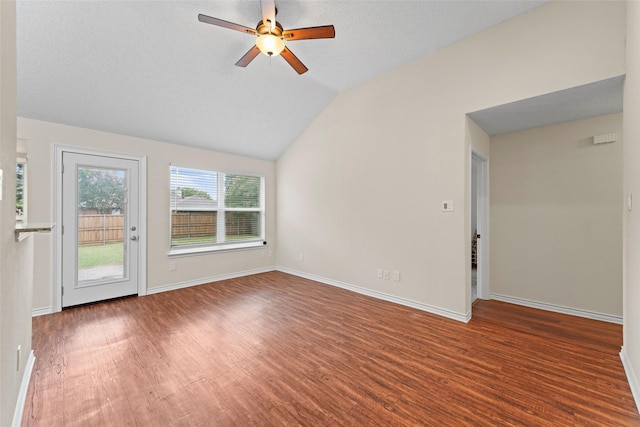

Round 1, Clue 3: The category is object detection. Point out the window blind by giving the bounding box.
[170,166,264,251]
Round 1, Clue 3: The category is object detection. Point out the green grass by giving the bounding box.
[78,242,123,268]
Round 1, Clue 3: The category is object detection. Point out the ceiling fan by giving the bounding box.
[198,0,335,74]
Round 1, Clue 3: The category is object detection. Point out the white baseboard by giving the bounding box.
[32,306,52,317]
[620,346,640,413]
[278,267,470,323]
[490,293,622,324]
[12,350,35,427]
[146,267,276,295]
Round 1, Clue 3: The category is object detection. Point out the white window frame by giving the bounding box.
[168,166,266,256]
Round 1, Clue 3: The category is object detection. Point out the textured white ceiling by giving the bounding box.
[17,0,550,160]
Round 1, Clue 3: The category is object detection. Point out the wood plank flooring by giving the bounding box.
[23,271,640,426]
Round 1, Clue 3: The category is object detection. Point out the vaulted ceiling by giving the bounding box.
[17,1,552,161]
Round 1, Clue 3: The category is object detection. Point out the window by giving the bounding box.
[169,165,265,254]
[16,156,27,222]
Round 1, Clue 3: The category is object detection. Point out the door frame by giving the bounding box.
[470,149,489,301]
[53,145,147,312]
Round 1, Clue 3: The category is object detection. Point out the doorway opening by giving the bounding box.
[471,151,488,305]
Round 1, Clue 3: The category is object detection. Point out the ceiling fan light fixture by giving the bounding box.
[256,33,285,56]
[198,2,334,74]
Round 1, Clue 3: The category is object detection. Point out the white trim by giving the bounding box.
[137,156,148,297]
[278,267,470,323]
[491,293,622,324]
[146,267,275,295]
[52,145,63,312]
[12,350,35,427]
[32,306,52,317]
[620,346,640,413]
[53,145,148,311]
[168,240,265,257]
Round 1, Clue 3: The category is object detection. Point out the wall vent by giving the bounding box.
[593,133,617,144]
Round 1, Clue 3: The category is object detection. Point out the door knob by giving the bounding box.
[130,236,138,241]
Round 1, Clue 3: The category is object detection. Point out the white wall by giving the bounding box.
[490,114,622,319]
[19,118,277,312]
[276,1,626,320]
[622,0,640,411]
[0,1,34,425]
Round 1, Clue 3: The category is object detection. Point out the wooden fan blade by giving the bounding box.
[260,0,276,29]
[283,25,335,41]
[281,47,308,74]
[235,46,261,67]
[198,14,256,35]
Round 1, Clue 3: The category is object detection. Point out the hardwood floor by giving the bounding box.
[23,271,639,426]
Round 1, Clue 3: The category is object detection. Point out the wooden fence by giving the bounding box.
[171,212,217,239]
[78,214,124,246]
[79,212,259,246]
[172,212,258,239]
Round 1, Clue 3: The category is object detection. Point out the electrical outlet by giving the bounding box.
[392,271,401,282]
[383,270,390,280]
[169,262,176,271]
[298,253,304,262]
[377,269,383,278]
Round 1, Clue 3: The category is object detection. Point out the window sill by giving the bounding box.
[168,240,266,257]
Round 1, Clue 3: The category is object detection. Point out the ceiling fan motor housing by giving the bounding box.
[256,20,283,36]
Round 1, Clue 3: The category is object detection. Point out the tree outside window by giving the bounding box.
[78,168,125,214]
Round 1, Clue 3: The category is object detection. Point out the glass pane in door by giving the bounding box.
[77,166,126,283]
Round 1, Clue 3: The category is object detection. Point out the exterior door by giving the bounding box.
[61,152,140,307]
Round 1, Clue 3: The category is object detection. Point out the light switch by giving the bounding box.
[442,200,454,212]
[628,193,633,212]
